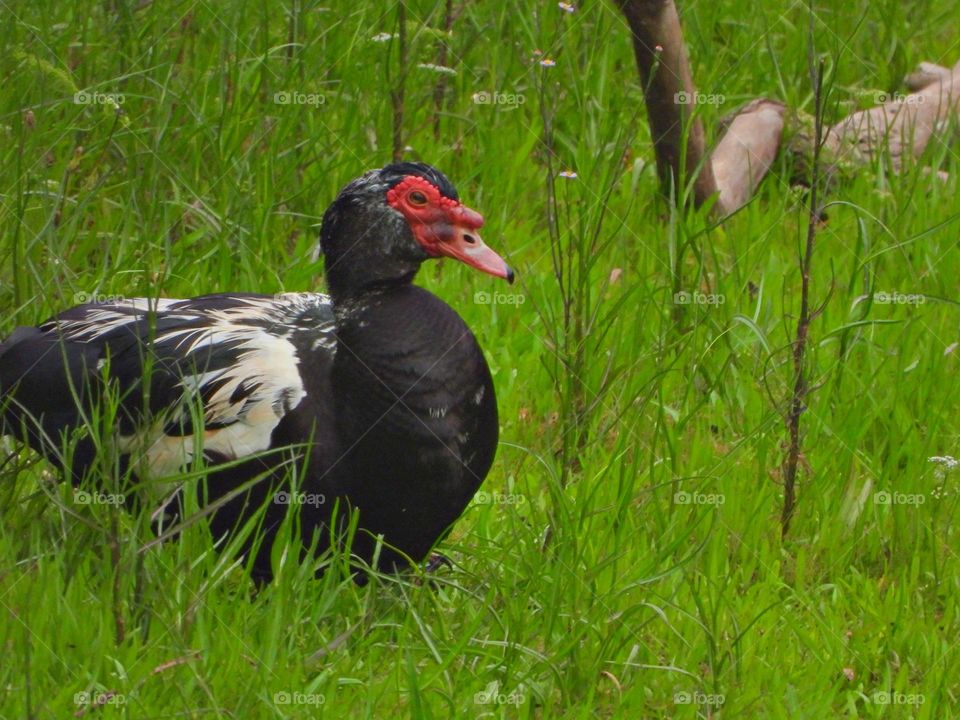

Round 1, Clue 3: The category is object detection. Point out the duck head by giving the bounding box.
[320,163,513,299]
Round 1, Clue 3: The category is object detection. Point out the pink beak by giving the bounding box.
[429,204,514,283]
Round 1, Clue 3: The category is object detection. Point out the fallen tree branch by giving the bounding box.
[793,59,960,173]
[617,0,960,216]
[711,99,787,213]
[903,61,955,91]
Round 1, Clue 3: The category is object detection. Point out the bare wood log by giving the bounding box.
[617,0,717,206]
[903,61,954,91]
[711,99,786,213]
[822,60,960,169]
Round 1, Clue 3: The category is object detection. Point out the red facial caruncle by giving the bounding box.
[386,175,514,283]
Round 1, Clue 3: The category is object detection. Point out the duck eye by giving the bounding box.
[408,190,428,206]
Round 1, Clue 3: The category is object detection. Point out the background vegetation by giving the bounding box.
[1,0,959,717]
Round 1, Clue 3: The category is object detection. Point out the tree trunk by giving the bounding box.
[617,0,717,206]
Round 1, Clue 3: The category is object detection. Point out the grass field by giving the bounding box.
[2,0,960,717]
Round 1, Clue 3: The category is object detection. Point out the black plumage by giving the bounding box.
[0,163,513,581]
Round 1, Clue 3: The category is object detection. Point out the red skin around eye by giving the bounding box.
[386,176,482,255]
[385,174,513,282]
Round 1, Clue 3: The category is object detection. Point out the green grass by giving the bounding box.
[2,0,960,717]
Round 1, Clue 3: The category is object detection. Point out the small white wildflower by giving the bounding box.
[371,32,394,42]
[929,455,958,480]
[558,1,575,12]
[539,58,556,67]
[929,455,958,470]
[558,169,578,179]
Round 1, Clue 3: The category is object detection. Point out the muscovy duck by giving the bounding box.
[0,162,513,580]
